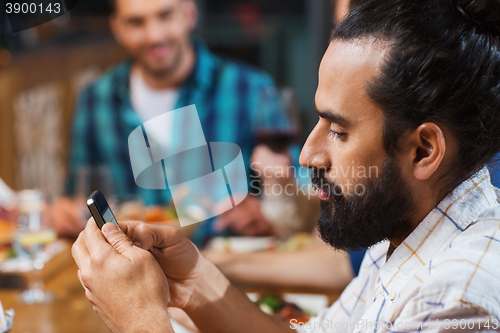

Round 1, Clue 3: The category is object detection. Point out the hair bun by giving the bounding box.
[455,0,500,31]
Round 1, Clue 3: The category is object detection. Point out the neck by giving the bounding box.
[134,43,196,90]
[388,185,447,252]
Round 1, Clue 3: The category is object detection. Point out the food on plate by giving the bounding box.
[256,294,311,324]
[278,233,318,252]
[0,219,14,263]
[0,219,13,245]
[144,206,178,223]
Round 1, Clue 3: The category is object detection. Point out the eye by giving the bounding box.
[158,9,174,21]
[126,18,144,27]
[328,129,346,140]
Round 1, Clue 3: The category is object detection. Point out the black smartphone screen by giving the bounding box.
[87,190,119,229]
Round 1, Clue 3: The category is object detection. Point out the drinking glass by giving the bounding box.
[15,190,56,304]
[255,87,300,153]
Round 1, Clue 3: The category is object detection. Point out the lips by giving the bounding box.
[147,44,172,60]
[318,188,330,201]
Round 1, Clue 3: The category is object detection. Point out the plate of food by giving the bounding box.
[206,236,276,253]
[115,203,198,238]
[250,293,328,324]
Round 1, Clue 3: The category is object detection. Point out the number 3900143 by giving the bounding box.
[5,2,61,14]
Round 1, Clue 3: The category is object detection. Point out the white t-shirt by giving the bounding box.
[130,70,179,148]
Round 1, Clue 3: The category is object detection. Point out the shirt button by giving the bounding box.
[389,291,397,300]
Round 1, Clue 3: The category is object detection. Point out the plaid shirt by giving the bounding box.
[298,167,500,332]
[66,40,296,206]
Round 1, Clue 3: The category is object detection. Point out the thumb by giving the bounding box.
[102,223,134,256]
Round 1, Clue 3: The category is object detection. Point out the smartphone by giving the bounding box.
[86,190,120,230]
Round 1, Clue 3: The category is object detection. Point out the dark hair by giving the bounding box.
[108,0,193,13]
[333,0,500,195]
[107,0,115,12]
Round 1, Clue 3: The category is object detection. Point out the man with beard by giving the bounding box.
[72,0,500,332]
[54,0,312,242]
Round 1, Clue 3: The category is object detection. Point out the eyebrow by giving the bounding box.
[158,8,174,17]
[315,108,350,127]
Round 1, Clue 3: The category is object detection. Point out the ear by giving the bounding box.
[405,123,446,181]
[183,0,198,31]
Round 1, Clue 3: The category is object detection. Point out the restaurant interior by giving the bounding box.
[0,0,352,332]
[2,0,500,332]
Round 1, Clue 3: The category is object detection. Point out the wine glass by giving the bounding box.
[15,190,56,304]
[255,87,300,153]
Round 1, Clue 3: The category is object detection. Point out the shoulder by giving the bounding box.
[79,61,130,101]
[414,215,500,317]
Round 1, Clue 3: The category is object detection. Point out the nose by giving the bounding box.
[299,121,331,170]
[144,20,164,44]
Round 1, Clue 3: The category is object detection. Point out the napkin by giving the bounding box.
[0,178,16,208]
[0,300,6,331]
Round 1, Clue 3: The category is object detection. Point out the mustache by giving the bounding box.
[143,41,174,51]
[310,168,344,199]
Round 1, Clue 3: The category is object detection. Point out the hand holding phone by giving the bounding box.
[87,190,120,230]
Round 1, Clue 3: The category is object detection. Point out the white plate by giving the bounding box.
[171,320,196,333]
[282,293,329,315]
[206,236,276,253]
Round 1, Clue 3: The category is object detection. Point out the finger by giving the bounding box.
[82,218,114,258]
[117,220,141,238]
[72,233,91,270]
[101,223,135,257]
[118,221,148,249]
[145,224,185,251]
[77,269,92,292]
[127,223,155,250]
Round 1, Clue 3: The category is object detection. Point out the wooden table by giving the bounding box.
[0,259,109,333]
[0,245,342,333]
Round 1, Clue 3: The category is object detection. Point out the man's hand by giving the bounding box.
[72,220,173,333]
[118,221,211,310]
[51,197,86,238]
[250,144,293,185]
[215,196,273,236]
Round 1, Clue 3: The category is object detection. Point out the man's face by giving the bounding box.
[111,0,196,76]
[300,40,415,250]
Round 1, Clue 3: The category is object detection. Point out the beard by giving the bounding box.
[311,157,415,251]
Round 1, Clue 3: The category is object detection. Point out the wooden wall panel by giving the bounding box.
[0,39,125,196]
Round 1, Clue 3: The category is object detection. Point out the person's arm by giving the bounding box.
[204,246,354,291]
[73,220,294,333]
[182,265,292,333]
[51,197,86,238]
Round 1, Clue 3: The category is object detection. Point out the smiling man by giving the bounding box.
[55,0,302,241]
[72,0,500,332]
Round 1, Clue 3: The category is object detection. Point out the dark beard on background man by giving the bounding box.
[310,157,416,251]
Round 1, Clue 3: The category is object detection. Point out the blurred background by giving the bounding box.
[0,0,335,196]
[0,1,361,332]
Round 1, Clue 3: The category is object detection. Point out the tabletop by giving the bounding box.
[0,254,109,333]
[0,242,341,333]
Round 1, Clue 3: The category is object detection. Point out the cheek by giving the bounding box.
[328,136,385,187]
[166,14,191,39]
[121,30,147,50]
